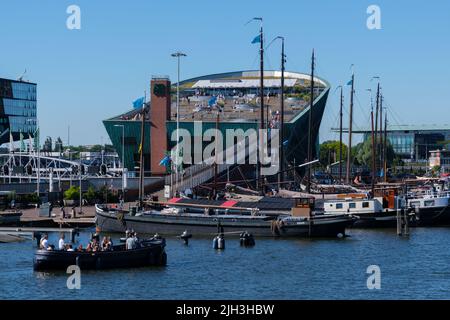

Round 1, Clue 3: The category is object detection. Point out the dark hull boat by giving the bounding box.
[33,239,167,271]
[95,204,355,238]
[0,211,22,226]
[408,193,450,226]
[351,211,397,228]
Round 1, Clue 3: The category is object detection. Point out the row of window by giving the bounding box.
[2,99,37,117]
[334,202,370,209]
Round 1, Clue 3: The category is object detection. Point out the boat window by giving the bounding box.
[424,200,435,207]
[349,203,356,209]
[336,203,343,209]
[362,202,369,208]
[410,201,420,208]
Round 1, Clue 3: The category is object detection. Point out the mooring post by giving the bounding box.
[404,209,410,236]
[396,209,402,236]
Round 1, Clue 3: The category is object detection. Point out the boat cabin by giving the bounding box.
[291,198,315,217]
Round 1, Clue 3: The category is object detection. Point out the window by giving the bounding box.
[410,201,420,208]
[336,203,343,209]
[349,203,356,209]
[362,202,370,208]
[424,200,435,207]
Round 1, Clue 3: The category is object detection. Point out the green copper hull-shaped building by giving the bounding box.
[103,70,330,175]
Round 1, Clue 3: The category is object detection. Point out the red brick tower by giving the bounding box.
[150,77,171,175]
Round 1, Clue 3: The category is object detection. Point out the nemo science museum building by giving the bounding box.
[103,70,330,179]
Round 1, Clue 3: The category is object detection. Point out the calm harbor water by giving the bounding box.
[1,227,450,300]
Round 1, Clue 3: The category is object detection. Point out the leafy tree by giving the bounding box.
[354,138,395,167]
[84,186,97,204]
[319,140,348,167]
[64,186,80,200]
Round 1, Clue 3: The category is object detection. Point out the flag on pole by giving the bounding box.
[20,131,25,152]
[251,34,261,44]
[346,79,353,86]
[133,97,145,109]
[159,155,171,167]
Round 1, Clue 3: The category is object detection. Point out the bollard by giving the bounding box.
[396,209,402,236]
[404,209,410,236]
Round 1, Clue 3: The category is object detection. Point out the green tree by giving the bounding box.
[319,140,348,167]
[64,186,80,200]
[354,138,395,167]
[84,186,97,204]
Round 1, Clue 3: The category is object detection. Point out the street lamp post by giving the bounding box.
[171,51,186,197]
[114,124,125,201]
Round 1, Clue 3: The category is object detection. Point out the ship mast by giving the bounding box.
[374,82,380,179]
[256,18,264,193]
[345,70,355,185]
[307,49,315,194]
[339,86,343,183]
[279,37,285,186]
[138,97,146,207]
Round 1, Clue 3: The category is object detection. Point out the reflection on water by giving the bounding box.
[1,228,450,299]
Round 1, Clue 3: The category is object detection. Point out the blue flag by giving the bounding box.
[346,79,353,86]
[159,155,171,167]
[251,34,261,44]
[133,97,145,109]
[208,96,217,106]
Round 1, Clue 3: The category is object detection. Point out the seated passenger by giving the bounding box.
[40,234,50,250]
[66,244,74,252]
[58,234,66,251]
[101,237,108,251]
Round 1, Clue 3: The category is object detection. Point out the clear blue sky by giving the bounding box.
[1,0,449,146]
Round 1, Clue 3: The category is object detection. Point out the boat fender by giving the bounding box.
[218,236,225,250]
[213,236,219,249]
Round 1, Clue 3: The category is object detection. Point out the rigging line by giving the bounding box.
[353,92,371,131]
[382,97,405,126]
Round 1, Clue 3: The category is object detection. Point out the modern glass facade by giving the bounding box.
[0,78,37,144]
[362,128,450,160]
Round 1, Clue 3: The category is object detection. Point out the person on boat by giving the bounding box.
[132,232,140,249]
[101,237,109,251]
[92,238,100,252]
[58,234,66,250]
[86,243,93,252]
[66,244,74,252]
[77,244,83,252]
[106,236,113,251]
[126,232,135,250]
[40,234,49,250]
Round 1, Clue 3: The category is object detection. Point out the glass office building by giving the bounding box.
[0,78,37,144]
[358,125,450,161]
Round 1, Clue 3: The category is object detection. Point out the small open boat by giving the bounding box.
[33,238,167,271]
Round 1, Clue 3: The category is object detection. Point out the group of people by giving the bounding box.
[39,233,113,252]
